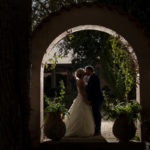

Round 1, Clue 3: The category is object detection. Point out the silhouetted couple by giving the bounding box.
[63,66,104,137]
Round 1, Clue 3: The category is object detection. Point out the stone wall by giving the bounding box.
[0,0,31,149]
[32,4,150,147]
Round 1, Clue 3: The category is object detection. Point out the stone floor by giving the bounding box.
[41,121,146,150]
[43,120,118,142]
[60,120,118,142]
[101,120,118,142]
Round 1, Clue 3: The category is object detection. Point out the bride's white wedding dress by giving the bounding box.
[63,88,95,137]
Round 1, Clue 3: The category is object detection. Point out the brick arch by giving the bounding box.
[32,4,150,147]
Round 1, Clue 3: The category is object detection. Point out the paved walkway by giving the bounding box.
[101,120,118,142]
[41,121,145,150]
[43,120,118,142]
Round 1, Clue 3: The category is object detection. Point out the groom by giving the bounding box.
[85,65,104,136]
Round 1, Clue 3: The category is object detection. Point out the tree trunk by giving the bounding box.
[0,1,31,150]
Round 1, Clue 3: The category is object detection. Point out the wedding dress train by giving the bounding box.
[63,89,95,137]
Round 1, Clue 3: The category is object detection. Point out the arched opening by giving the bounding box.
[40,25,140,142]
[31,5,150,148]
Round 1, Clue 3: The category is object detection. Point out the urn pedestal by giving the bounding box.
[113,114,136,142]
[44,112,66,141]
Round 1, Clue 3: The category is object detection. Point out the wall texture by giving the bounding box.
[0,0,31,150]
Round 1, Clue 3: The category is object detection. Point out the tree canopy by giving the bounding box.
[32,0,94,30]
[32,0,139,104]
[58,30,108,69]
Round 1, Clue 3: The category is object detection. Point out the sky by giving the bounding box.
[44,46,73,64]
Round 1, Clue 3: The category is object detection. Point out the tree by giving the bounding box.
[32,0,95,30]
[58,30,110,70]
[57,30,136,103]
[100,37,136,102]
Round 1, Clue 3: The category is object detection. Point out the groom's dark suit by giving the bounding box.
[86,73,104,134]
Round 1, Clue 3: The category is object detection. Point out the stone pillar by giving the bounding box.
[140,67,150,142]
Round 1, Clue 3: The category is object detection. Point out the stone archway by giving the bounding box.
[31,4,150,148]
[41,24,140,142]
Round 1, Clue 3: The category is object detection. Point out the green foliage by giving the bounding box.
[63,85,77,109]
[45,96,66,113]
[45,52,62,70]
[58,30,109,70]
[44,72,76,109]
[32,0,143,106]
[31,0,149,125]
[44,80,68,118]
[102,86,118,112]
[108,37,136,101]
[56,30,137,120]
[32,0,91,30]
[53,80,66,102]
[54,30,138,120]
[99,36,137,104]
[59,30,136,104]
[105,100,141,123]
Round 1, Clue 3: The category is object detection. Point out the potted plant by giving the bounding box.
[105,100,141,142]
[44,80,68,141]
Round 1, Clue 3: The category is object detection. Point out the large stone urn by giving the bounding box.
[113,114,136,142]
[44,112,66,141]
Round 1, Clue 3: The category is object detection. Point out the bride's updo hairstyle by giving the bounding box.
[75,68,85,79]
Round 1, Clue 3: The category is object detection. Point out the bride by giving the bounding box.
[63,68,95,137]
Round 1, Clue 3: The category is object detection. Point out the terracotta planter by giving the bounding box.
[44,112,66,141]
[113,114,136,142]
